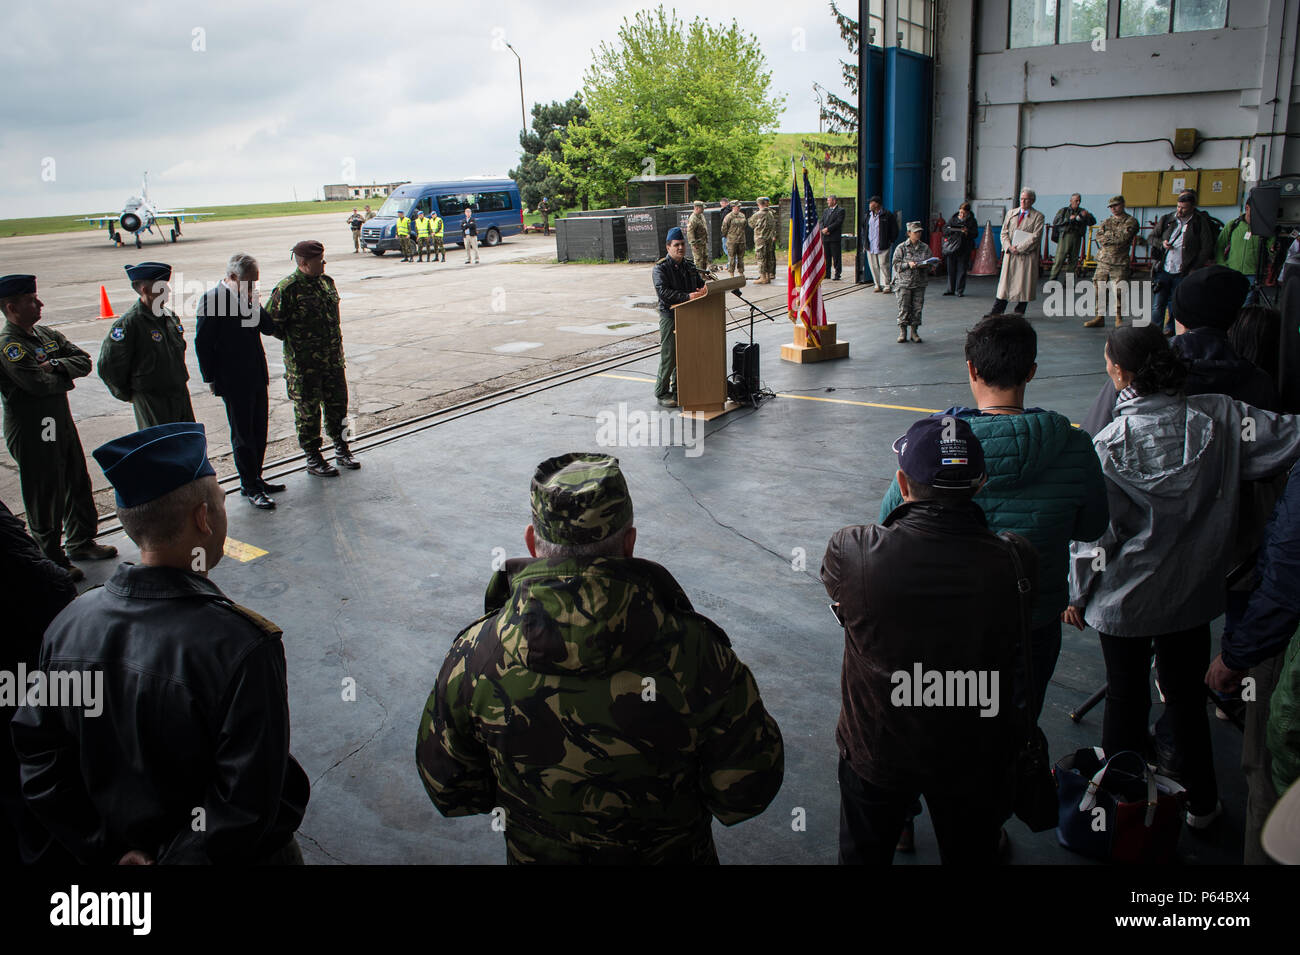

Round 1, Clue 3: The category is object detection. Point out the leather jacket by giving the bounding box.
[11,563,309,864]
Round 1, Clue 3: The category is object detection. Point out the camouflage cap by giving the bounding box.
[531,453,633,546]
[1109,195,1126,206]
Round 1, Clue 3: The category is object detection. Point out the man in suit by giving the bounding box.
[194,253,285,510]
[990,189,1045,316]
[822,194,847,281]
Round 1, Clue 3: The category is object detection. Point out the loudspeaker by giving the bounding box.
[1247,186,1282,238]
[730,342,760,400]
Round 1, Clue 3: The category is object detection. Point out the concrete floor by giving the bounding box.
[64,271,1251,864]
[0,213,797,511]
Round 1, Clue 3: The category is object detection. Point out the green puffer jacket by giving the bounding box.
[879,408,1109,627]
[1269,629,1300,794]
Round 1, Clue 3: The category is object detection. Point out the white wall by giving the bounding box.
[932,0,1299,226]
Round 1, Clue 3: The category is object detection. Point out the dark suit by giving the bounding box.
[195,284,278,492]
[822,204,846,279]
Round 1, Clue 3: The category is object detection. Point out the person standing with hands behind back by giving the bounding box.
[462,206,479,264]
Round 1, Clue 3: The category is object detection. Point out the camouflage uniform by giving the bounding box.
[416,454,785,864]
[0,321,100,562]
[891,238,931,334]
[722,209,748,276]
[97,298,196,429]
[1087,203,1140,326]
[265,269,349,452]
[748,206,778,283]
[687,210,709,271]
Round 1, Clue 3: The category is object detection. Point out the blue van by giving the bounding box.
[360,178,522,255]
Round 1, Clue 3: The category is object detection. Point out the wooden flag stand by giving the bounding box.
[781,322,850,363]
[672,275,745,421]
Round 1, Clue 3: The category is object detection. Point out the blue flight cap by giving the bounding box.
[93,422,216,508]
[666,227,685,243]
[0,274,36,297]
[124,262,172,283]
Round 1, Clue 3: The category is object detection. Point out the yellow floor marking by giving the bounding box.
[223,537,268,562]
[594,374,1081,426]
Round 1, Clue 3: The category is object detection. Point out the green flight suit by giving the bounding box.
[96,299,196,429]
[0,321,100,560]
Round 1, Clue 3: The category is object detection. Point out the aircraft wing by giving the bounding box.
[153,211,211,221]
[79,215,120,224]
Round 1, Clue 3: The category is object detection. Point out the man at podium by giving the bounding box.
[652,227,707,408]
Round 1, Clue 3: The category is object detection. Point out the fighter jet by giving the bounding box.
[81,173,210,248]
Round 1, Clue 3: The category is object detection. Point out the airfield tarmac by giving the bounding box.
[0,211,797,511]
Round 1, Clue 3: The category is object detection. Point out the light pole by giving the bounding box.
[505,42,526,136]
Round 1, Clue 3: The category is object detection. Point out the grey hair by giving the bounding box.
[534,521,633,559]
[226,252,258,279]
[117,476,220,551]
[1021,188,1037,202]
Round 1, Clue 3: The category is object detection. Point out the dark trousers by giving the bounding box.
[1098,626,1218,814]
[945,252,969,293]
[221,383,270,492]
[991,298,1027,316]
[838,757,1005,864]
[655,307,676,399]
[825,240,842,279]
[1152,270,1186,333]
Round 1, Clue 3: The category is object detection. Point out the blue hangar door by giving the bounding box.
[857,44,934,282]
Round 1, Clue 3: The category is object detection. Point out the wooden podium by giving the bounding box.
[672,275,745,420]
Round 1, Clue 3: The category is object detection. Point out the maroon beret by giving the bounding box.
[291,240,324,258]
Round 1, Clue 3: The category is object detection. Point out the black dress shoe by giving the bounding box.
[260,481,287,493]
[248,490,276,509]
[942,290,955,295]
[305,451,339,477]
[333,440,361,470]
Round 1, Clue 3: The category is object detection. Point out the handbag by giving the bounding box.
[1001,535,1059,833]
[941,232,962,256]
[1055,747,1186,863]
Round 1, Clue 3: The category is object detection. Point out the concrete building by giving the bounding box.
[931,0,1297,234]
[323,182,407,201]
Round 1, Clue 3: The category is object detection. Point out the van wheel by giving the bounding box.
[484,228,501,247]
[371,249,386,256]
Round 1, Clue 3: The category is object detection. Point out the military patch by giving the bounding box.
[150,330,163,342]
[4,343,24,362]
[175,323,184,336]
[110,326,125,341]
[33,347,46,361]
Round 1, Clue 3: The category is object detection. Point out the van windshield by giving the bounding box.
[378,195,415,217]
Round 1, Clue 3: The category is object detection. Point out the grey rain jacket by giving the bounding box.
[1069,392,1300,637]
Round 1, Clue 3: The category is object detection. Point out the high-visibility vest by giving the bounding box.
[396,217,410,236]
[416,217,430,237]
[432,216,444,237]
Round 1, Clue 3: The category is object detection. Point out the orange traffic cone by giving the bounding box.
[97,285,116,319]
[970,219,999,276]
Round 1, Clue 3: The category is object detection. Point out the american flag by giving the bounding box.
[799,169,828,327]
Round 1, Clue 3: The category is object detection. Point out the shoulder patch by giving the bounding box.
[110,325,125,341]
[4,342,25,362]
[175,322,184,336]
[224,601,284,639]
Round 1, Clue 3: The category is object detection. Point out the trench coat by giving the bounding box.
[997,206,1045,301]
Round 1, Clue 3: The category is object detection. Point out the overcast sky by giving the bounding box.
[0,0,853,218]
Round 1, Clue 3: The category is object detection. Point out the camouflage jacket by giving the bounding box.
[891,239,932,289]
[265,270,344,377]
[416,555,785,864]
[1095,213,1139,267]
[686,212,708,245]
[722,210,748,243]
[96,299,189,401]
[1,320,91,411]
[748,208,778,244]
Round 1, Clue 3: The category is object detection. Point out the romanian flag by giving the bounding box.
[786,168,821,347]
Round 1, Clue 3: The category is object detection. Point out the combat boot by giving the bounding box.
[305,450,339,477]
[333,439,361,470]
[1083,315,1105,328]
[68,542,118,561]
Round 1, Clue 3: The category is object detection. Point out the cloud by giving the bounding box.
[0,0,854,216]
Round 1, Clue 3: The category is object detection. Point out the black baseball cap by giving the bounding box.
[891,416,986,490]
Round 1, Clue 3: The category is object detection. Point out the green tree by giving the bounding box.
[547,6,785,208]
[802,2,859,180]
[509,95,590,213]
